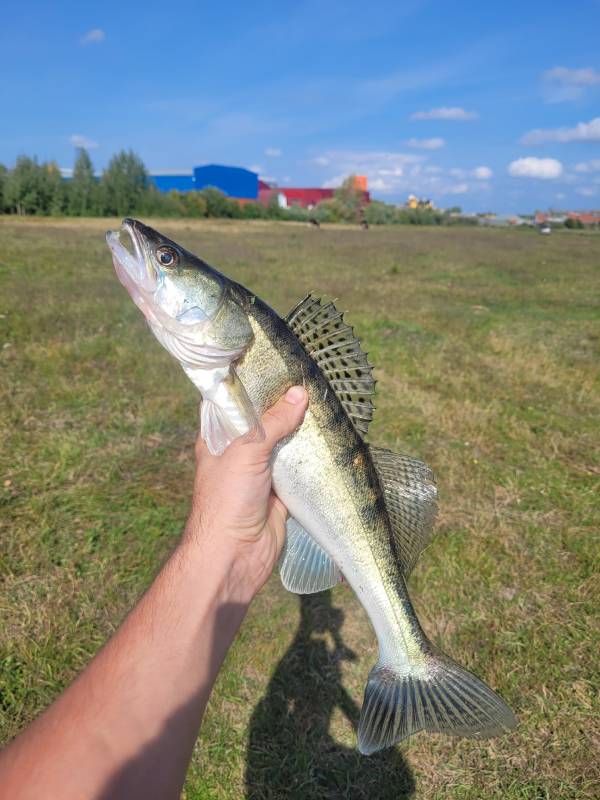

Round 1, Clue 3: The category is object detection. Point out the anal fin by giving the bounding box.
[279,518,341,594]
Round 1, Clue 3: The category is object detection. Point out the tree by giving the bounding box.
[4,156,43,214]
[44,162,66,215]
[200,187,241,218]
[0,164,7,212]
[99,150,148,216]
[69,149,96,216]
[333,176,365,222]
[564,217,583,230]
[3,156,63,215]
[181,191,207,218]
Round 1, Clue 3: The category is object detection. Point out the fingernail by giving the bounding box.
[284,385,307,405]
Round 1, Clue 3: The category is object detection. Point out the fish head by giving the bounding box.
[106,218,253,366]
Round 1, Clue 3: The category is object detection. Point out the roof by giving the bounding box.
[568,211,600,224]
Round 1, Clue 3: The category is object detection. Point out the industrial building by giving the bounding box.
[148,164,370,209]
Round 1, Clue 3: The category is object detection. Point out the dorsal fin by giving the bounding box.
[286,294,375,436]
[369,446,438,576]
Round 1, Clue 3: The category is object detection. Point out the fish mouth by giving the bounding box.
[106,218,157,294]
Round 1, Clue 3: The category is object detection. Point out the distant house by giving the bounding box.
[536,210,600,227]
[567,211,600,226]
[406,194,434,210]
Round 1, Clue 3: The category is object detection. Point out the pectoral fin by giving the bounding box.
[190,365,264,456]
[279,518,341,594]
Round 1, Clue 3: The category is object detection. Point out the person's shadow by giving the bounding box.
[245,590,415,799]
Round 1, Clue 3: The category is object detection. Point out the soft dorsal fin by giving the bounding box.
[286,295,375,436]
[369,446,438,576]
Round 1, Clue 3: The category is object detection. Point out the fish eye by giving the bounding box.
[156,246,178,268]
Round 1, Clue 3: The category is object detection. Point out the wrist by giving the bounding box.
[174,530,259,607]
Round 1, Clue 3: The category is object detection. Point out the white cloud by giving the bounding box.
[80,28,105,45]
[544,66,600,86]
[576,186,597,197]
[406,137,445,149]
[248,164,264,174]
[69,134,98,149]
[508,157,563,179]
[521,117,600,145]
[473,165,493,180]
[410,106,479,121]
[542,67,600,102]
[445,182,470,194]
[313,149,490,198]
[574,159,600,173]
[264,147,282,157]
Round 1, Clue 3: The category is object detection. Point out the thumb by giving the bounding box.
[259,385,308,454]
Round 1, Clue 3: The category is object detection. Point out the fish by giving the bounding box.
[107,218,516,754]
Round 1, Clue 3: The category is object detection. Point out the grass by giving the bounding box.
[0,217,599,799]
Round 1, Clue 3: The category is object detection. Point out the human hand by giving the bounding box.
[183,385,308,599]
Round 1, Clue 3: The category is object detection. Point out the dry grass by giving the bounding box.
[1,218,599,799]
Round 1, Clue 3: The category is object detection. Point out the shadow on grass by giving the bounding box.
[245,591,415,800]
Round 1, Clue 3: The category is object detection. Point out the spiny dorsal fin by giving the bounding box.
[286,294,375,437]
[369,446,438,575]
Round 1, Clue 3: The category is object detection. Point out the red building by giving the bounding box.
[567,211,600,225]
[258,176,370,209]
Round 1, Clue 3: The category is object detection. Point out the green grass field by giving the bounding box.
[1,218,599,799]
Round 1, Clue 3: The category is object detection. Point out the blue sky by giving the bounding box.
[2,0,600,213]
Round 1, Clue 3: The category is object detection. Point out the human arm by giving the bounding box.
[0,385,308,800]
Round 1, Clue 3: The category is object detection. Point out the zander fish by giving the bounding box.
[107,218,516,754]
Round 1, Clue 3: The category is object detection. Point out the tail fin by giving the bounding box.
[357,653,516,755]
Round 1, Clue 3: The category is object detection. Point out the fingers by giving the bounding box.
[195,385,308,466]
[259,386,308,453]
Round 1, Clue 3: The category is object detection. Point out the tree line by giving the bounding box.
[0,148,478,225]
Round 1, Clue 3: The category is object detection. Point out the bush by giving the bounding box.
[564,217,584,230]
[199,187,242,218]
[282,205,309,222]
[365,201,397,225]
[181,192,207,218]
[241,202,268,220]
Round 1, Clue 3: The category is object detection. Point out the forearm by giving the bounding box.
[0,533,252,800]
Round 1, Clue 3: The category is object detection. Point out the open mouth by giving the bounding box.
[106,220,157,293]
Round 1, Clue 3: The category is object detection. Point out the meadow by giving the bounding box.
[0,218,598,799]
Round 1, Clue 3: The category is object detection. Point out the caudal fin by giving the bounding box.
[357,653,516,755]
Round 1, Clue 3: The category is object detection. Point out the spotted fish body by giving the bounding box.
[107,219,516,754]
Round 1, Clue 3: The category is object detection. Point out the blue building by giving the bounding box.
[193,164,258,199]
[147,164,259,199]
[147,172,195,193]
